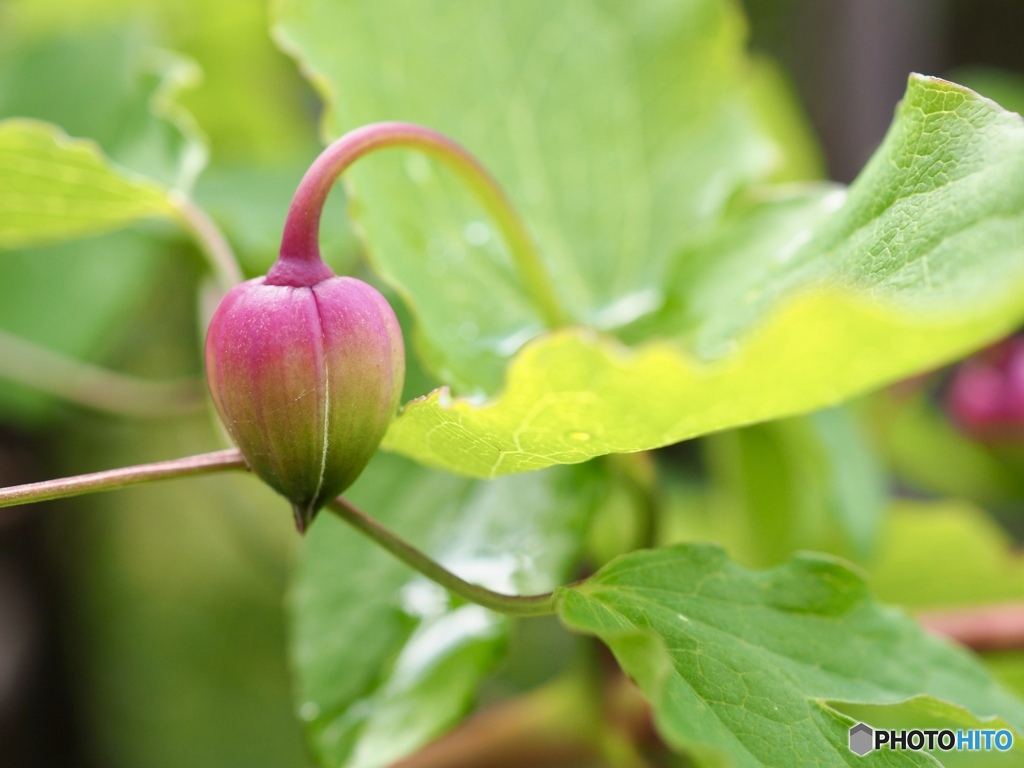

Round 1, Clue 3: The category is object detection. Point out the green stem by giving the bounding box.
[172,194,244,290]
[277,121,568,326]
[0,449,247,509]
[0,328,206,418]
[328,496,561,617]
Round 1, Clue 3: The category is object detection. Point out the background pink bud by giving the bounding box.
[947,336,1024,441]
[205,275,404,531]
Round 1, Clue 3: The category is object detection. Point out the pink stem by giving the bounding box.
[919,603,1024,652]
[0,449,247,509]
[270,122,567,326]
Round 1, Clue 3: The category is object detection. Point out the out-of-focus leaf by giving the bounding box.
[746,56,825,183]
[559,544,1024,767]
[193,164,358,277]
[381,76,1024,477]
[0,26,207,190]
[869,499,1024,610]
[56,416,309,768]
[0,230,167,422]
[869,390,1024,507]
[274,0,800,393]
[867,500,1024,714]
[0,120,179,248]
[290,452,603,768]
[700,405,885,566]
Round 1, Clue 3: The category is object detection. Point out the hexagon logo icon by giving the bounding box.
[849,722,874,756]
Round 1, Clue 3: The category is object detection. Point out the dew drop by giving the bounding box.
[567,431,591,442]
[299,701,320,721]
[464,220,491,246]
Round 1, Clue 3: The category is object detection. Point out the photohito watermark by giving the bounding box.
[848,722,1014,756]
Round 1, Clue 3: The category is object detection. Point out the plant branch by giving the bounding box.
[278,121,568,327]
[172,194,244,290]
[919,603,1024,652]
[0,449,247,509]
[327,496,562,617]
[393,673,657,768]
[0,328,207,418]
[393,679,600,768]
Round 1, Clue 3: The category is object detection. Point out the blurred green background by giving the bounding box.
[2,1,1024,766]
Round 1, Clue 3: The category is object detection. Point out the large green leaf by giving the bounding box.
[380,75,1024,476]
[274,0,798,393]
[290,452,603,768]
[276,0,1024,477]
[558,544,1024,767]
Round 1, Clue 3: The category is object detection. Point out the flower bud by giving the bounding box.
[947,336,1024,441]
[205,271,404,531]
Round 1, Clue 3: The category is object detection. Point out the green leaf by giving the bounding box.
[558,544,1024,767]
[868,390,1024,506]
[869,499,1024,610]
[949,66,1024,122]
[383,292,1012,477]
[0,25,207,191]
[837,698,1024,767]
[290,452,603,768]
[698,406,886,566]
[382,75,1024,477]
[0,119,180,248]
[274,0,799,393]
[864,499,1024,747]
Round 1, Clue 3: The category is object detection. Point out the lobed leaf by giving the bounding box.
[382,75,1024,476]
[558,544,1024,767]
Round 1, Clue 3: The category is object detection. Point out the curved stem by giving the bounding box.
[328,496,562,617]
[919,603,1024,652]
[0,449,247,509]
[172,194,244,290]
[278,121,568,327]
[0,328,206,418]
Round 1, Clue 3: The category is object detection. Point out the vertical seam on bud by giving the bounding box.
[310,289,331,514]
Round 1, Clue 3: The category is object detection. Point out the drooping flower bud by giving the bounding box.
[204,121,552,530]
[205,269,404,532]
[205,129,408,532]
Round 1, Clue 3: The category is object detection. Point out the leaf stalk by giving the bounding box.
[328,496,561,617]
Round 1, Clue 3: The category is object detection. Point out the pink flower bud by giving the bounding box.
[205,268,404,532]
[947,336,1024,442]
